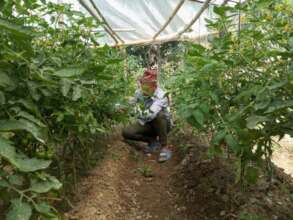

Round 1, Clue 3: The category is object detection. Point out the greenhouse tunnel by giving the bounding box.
[0,0,292,220]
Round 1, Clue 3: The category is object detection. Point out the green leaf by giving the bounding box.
[8,174,24,186]
[254,99,270,110]
[214,6,229,17]
[16,111,46,127]
[255,0,272,8]
[234,87,256,102]
[199,103,209,114]
[29,174,62,193]
[225,134,239,154]
[9,99,40,117]
[212,130,226,145]
[72,85,82,101]
[245,166,259,184]
[93,64,106,73]
[246,115,269,129]
[107,58,123,64]
[0,137,51,172]
[193,109,204,126]
[0,179,10,188]
[60,79,72,96]
[27,81,41,101]
[0,91,5,104]
[0,119,46,143]
[189,44,206,56]
[288,37,293,49]
[267,80,287,90]
[0,72,16,91]
[34,202,57,218]
[200,63,216,74]
[239,212,265,220]
[6,199,32,220]
[54,67,85,78]
[209,91,219,103]
[0,18,34,38]
[265,99,293,113]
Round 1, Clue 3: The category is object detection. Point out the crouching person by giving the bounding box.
[122,69,172,162]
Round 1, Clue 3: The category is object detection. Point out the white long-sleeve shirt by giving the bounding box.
[129,87,171,125]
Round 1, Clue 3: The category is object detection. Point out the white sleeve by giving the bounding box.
[128,90,141,105]
[140,96,168,122]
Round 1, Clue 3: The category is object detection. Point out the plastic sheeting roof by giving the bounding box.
[74,0,239,46]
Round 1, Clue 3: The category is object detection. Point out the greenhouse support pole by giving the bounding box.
[157,44,161,80]
[88,0,125,43]
[178,0,212,37]
[153,0,185,40]
[237,0,241,42]
[78,0,119,45]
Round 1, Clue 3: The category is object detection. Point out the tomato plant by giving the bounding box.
[0,1,131,219]
[172,0,293,185]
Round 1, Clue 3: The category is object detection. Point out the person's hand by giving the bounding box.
[114,103,128,113]
[117,108,127,113]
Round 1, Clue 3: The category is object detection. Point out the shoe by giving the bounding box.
[158,147,172,163]
[144,141,161,154]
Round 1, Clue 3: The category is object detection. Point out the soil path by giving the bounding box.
[66,138,186,220]
[272,135,293,177]
[65,134,293,220]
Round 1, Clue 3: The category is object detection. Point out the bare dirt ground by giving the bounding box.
[65,132,293,220]
[66,135,186,220]
[272,135,293,177]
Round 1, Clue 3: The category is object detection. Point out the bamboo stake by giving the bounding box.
[178,0,212,37]
[153,0,185,40]
[78,0,119,44]
[111,31,219,47]
[88,0,125,43]
[189,0,237,5]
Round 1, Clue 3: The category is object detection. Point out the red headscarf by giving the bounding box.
[139,69,157,90]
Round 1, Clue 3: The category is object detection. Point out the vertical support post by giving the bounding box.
[157,44,161,81]
[237,0,241,44]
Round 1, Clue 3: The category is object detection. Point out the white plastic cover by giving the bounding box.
[67,0,238,45]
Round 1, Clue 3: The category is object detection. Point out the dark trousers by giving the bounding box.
[122,111,170,146]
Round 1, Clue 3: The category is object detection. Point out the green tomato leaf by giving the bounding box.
[60,79,72,96]
[0,137,51,172]
[245,166,259,184]
[193,109,204,126]
[199,103,209,114]
[265,99,293,113]
[72,85,82,101]
[267,80,288,90]
[213,130,226,145]
[8,99,40,117]
[0,119,46,143]
[288,37,293,49]
[107,58,123,64]
[34,202,57,218]
[54,67,85,78]
[0,91,5,104]
[225,134,239,154]
[0,18,34,38]
[29,174,62,193]
[0,72,16,91]
[6,199,32,220]
[8,174,24,186]
[0,179,10,188]
[246,115,269,129]
[214,6,229,17]
[254,99,270,110]
[16,111,46,127]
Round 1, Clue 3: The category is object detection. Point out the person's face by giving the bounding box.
[141,83,155,97]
